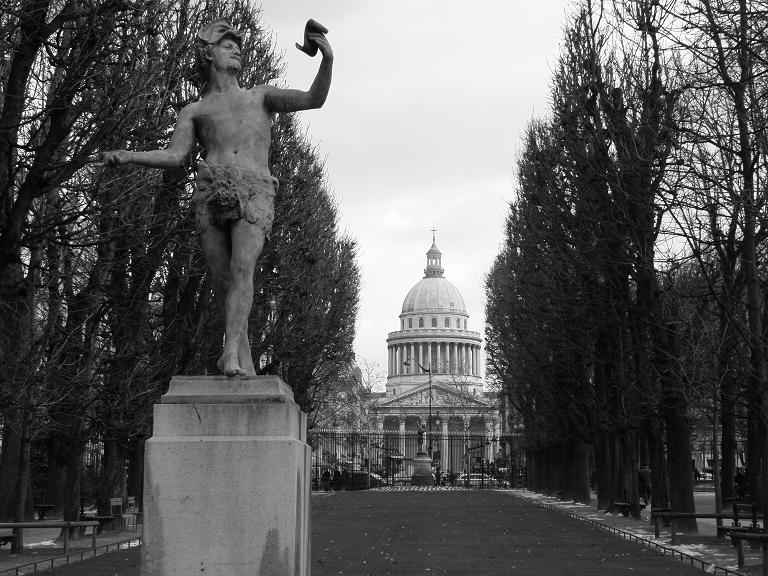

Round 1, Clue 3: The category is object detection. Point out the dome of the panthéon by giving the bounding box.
[401,240,466,315]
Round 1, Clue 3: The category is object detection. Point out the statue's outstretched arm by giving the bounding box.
[103,105,196,169]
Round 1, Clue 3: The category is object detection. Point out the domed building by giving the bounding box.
[371,237,501,475]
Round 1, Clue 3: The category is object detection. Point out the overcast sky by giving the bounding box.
[256,1,571,383]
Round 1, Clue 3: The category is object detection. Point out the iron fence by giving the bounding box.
[308,429,526,491]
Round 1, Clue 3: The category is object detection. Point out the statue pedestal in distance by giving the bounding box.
[141,376,310,576]
[410,452,434,486]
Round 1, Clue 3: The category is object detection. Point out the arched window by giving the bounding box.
[444,318,450,328]
[464,320,468,329]
[457,318,461,328]
[419,318,424,328]
[401,319,404,330]
[408,318,413,328]
[431,317,437,327]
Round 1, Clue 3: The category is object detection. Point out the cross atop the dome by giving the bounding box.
[431,228,437,242]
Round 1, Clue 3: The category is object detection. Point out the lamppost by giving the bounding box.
[403,358,432,456]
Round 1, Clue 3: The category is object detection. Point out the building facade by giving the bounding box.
[370,238,501,474]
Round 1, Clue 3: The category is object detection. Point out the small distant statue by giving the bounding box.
[417,422,426,452]
[103,18,333,376]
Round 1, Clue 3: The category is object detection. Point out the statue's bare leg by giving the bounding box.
[197,215,238,373]
[237,309,256,375]
[218,219,265,376]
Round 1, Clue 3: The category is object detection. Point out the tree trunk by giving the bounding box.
[720,376,737,501]
[663,323,697,532]
[46,436,71,519]
[647,412,668,512]
[126,438,145,509]
[570,440,592,504]
[0,417,21,521]
[594,431,611,510]
[98,438,127,515]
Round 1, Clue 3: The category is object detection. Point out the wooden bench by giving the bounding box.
[0,534,14,547]
[715,503,762,543]
[34,504,56,520]
[0,521,99,553]
[651,511,730,544]
[731,532,768,576]
[613,501,646,517]
[92,515,116,534]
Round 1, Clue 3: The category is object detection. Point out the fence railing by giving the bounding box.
[0,536,141,576]
[308,429,526,490]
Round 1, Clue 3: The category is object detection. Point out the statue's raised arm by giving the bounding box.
[264,20,333,113]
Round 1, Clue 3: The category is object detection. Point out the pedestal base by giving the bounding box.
[141,376,310,576]
[411,453,434,486]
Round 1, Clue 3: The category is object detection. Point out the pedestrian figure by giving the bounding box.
[735,467,748,499]
[321,468,331,491]
[638,464,652,505]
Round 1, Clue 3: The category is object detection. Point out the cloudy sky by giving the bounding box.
[257,1,571,383]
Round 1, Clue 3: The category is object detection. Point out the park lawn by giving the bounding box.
[36,490,706,575]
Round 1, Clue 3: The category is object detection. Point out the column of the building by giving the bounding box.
[440,420,449,470]
[477,345,482,376]
[399,418,406,456]
[436,341,442,373]
[394,343,399,374]
[416,341,422,373]
[427,341,432,371]
[466,344,471,376]
[410,342,415,371]
[472,346,477,376]
[393,345,397,376]
[392,344,400,376]
[393,345,398,375]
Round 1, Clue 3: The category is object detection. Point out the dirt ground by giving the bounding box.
[33,490,708,576]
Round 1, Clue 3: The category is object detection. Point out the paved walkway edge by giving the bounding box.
[509,491,744,576]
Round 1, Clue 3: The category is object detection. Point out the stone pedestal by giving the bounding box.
[411,452,434,486]
[141,376,310,576]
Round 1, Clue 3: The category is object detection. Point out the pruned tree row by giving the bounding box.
[486,0,768,528]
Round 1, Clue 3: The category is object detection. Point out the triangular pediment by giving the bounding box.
[374,382,491,409]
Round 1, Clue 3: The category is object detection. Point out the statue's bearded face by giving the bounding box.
[210,37,241,73]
